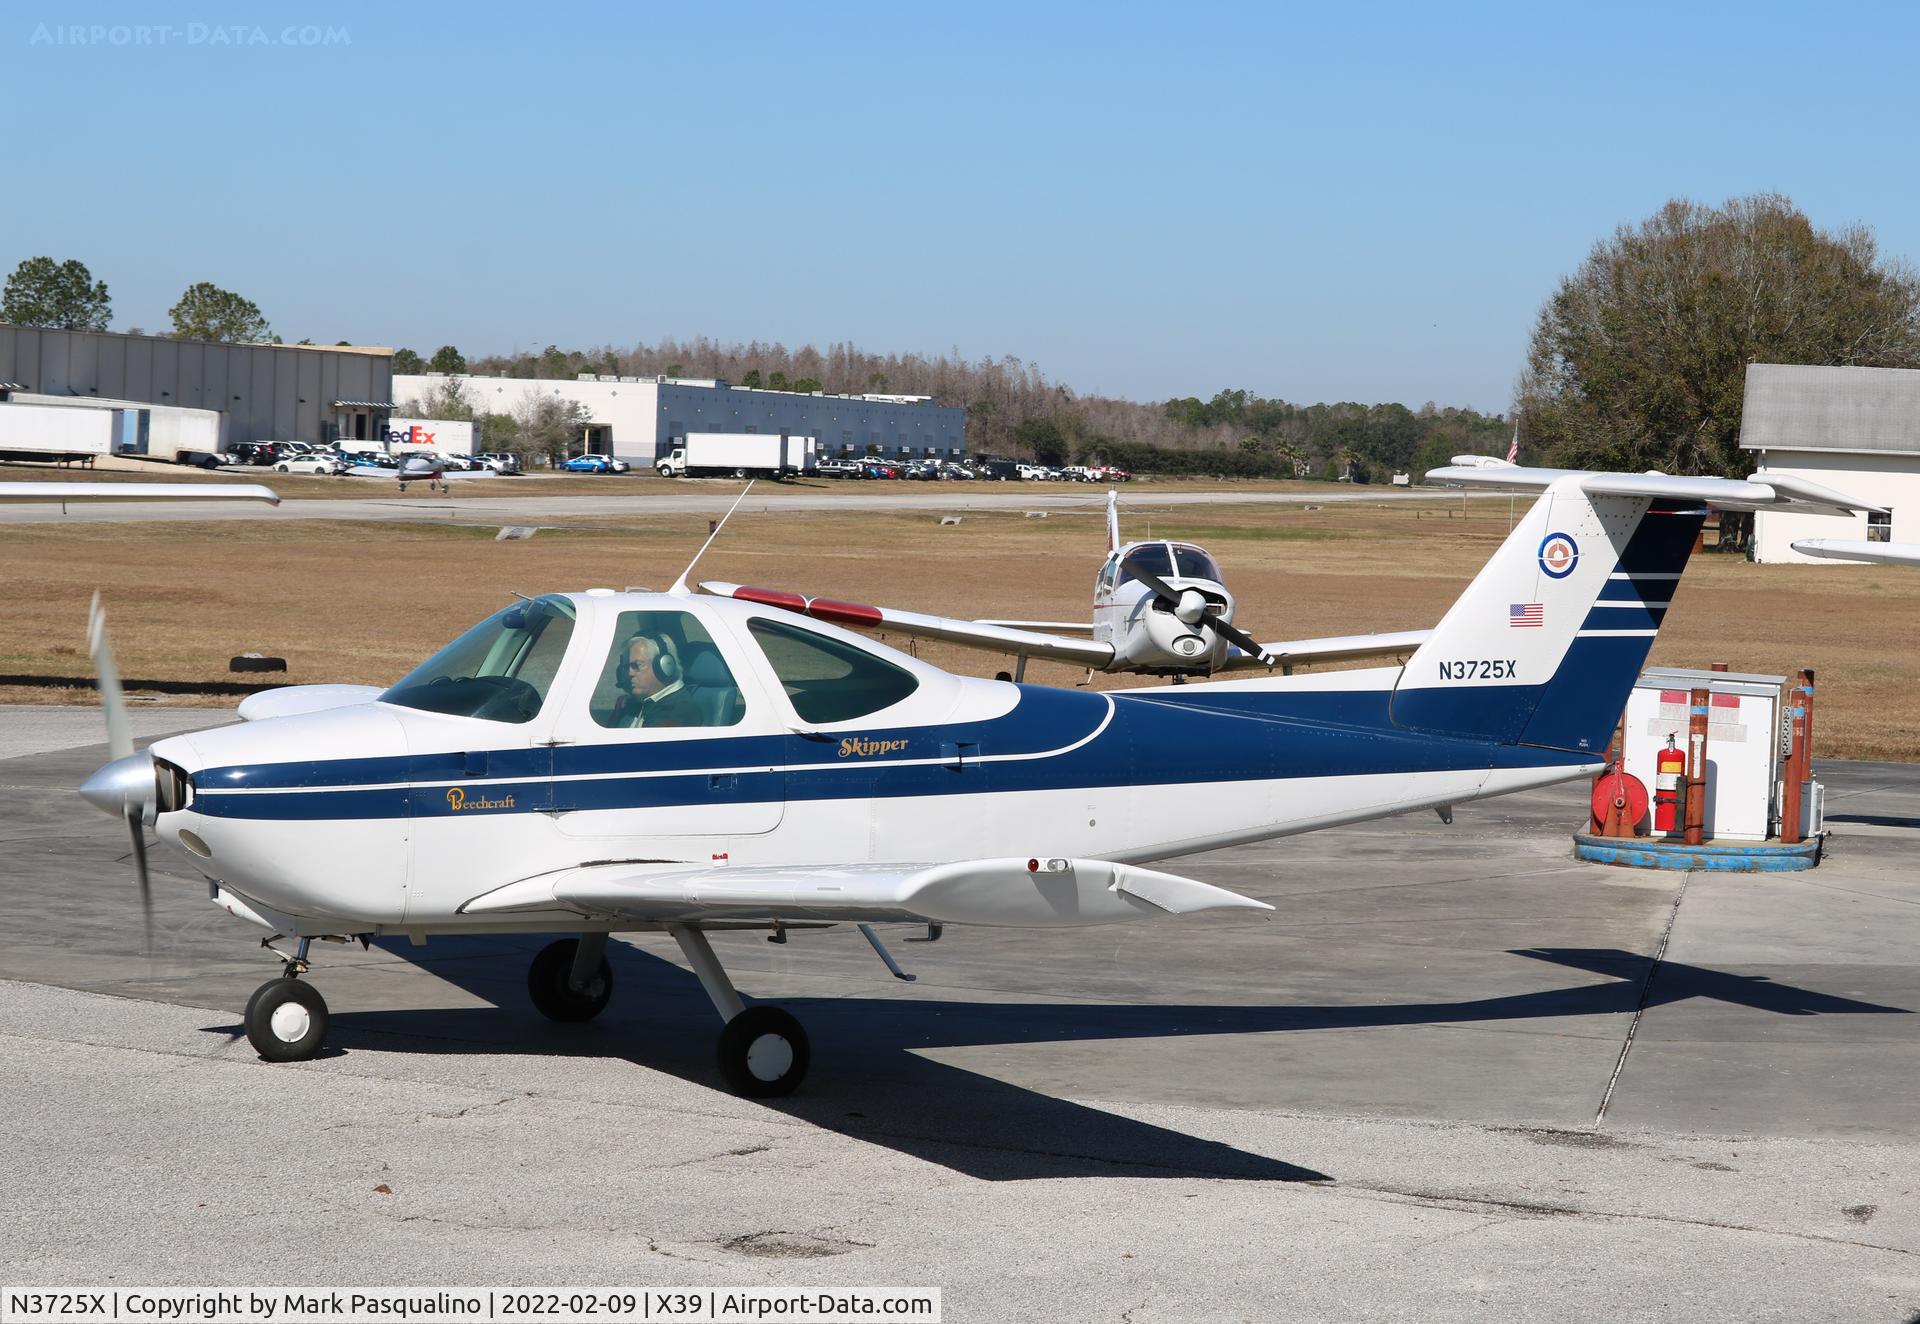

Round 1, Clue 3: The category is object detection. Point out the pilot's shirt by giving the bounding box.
[629,678,697,728]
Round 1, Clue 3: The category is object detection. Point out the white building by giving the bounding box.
[393,373,966,465]
[1741,363,1920,563]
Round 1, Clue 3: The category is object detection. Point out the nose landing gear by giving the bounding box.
[244,937,330,1062]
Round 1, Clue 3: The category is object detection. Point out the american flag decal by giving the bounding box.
[1509,602,1544,627]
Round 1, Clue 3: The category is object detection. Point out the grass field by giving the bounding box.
[5,492,1917,760]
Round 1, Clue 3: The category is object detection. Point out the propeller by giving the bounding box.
[83,592,154,954]
[1119,552,1275,668]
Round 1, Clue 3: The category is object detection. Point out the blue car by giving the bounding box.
[563,454,613,473]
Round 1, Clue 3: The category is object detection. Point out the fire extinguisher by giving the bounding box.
[1655,735,1686,835]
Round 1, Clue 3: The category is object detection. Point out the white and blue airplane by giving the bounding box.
[705,489,1432,679]
[77,466,1872,1096]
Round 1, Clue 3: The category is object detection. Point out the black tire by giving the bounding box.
[527,938,614,1023]
[716,1005,810,1097]
[245,978,329,1062]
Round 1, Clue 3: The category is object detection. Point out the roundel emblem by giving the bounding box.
[1537,532,1580,579]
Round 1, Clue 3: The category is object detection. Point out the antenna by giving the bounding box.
[669,481,755,596]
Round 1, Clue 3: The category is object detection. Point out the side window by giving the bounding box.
[590,611,746,730]
[747,618,919,724]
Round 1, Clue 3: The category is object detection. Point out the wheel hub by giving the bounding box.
[746,1033,794,1081]
[269,1001,311,1043]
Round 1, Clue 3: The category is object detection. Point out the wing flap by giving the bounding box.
[462,857,1271,927]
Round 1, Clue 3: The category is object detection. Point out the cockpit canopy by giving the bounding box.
[1113,542,1223,586]
[383,595,577,723]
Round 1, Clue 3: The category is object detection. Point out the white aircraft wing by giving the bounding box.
[700,581,1116,668]
[975,619,1099,633]
[462,857,1272,927]
[0,482,279,504]
[1217,627,1434,672]
[1425,464,1882,515]
[1792,538,1920,567]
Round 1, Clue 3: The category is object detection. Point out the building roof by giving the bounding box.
[1739,363,1920,457]
[331,399,395,410]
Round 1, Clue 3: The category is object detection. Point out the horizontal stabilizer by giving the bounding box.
[1425,465,1882,515]
[463,856,1272,928]
[1792,537,1920,567]
[237,684,385,721]
[0,482,280,505]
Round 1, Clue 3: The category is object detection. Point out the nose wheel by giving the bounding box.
[527,935,615,1022]
[244,975,329,1062]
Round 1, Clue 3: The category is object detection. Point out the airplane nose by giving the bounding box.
[80,751,155,821]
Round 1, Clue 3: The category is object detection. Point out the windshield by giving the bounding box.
[382,596,577,723]
[1116,544,1174,584]
[1172,545,1222,580]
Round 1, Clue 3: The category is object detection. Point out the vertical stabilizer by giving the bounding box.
[1390,481,1704,753]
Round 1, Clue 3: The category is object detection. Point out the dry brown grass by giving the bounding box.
[5,494,1916,760]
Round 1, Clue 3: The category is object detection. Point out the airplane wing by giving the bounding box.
[461,856,1272,928]
[975,619,1099,633]
[0,482,279,504]
[1426,463,1883,515]
[1218,627,1434,672]
[1792,538,1920,567]
[700,581,1116,668]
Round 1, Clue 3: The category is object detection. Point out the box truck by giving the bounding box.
[655,432,815,479]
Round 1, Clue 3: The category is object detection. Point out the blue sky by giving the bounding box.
[8,1,1919,412]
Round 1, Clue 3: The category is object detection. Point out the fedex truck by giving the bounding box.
[655,432,816,479]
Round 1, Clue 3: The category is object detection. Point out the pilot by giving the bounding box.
[617,633,703,728]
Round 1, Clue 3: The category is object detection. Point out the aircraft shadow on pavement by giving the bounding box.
[200,939,1907,1183]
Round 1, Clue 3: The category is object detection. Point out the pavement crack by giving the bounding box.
[1326,1181,1920,1259]
[1593,871,1690,1127]
[419,1093,523,1122]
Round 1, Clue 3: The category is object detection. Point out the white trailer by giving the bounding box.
[656,432,815,478]
[0,400,115,463]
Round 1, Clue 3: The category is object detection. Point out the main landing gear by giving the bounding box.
[522,928,809,1097]
[244,937,330,1062]
[673,926,810,1098]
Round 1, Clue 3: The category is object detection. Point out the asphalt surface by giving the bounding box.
[2,706,1916,1321]
[0,481,1512,525]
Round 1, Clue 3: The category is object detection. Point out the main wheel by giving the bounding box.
[245,978,329,1062]
[527,938,614,1023]
[716,1005,810,1097]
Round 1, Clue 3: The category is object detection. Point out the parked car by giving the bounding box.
[274,454,346,476]
[228,441,288,467]
[816,458,865,479]
[942,463,977,480]
[862,461,901,479]
[563,453,615,473]
[474,452,522,475]
[981,460,1023,481]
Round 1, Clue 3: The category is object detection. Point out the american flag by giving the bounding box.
[1509,602,1543,627]
[1506,421,1519,464]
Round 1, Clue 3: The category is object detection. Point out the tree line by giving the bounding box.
[20,192,1920,488]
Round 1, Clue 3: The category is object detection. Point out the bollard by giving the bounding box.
[1779,668,1816,844]
[1684,686,1710,846]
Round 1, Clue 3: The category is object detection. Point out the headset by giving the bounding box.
[618,632,680,691]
